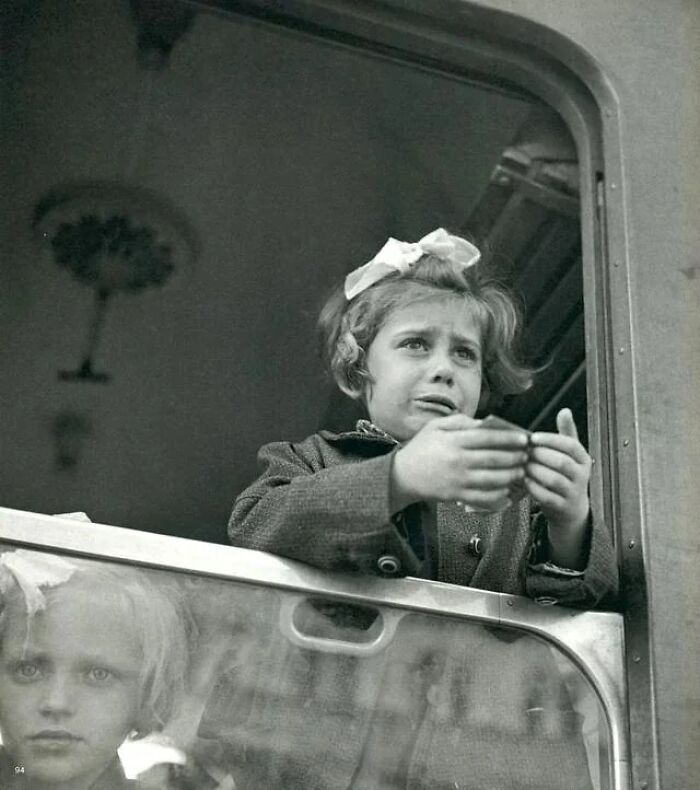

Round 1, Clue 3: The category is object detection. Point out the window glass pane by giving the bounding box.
[0,545,611,789]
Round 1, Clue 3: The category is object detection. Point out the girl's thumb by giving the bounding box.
[556,408,579,439]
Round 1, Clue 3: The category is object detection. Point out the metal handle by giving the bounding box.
[278,595,406,656]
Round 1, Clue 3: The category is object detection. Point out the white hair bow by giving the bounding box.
[344,228,480,300]
[0,549,77,615]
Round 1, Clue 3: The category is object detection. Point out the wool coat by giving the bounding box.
[229,425,618,608]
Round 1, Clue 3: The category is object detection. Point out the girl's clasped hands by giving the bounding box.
[391,407,592,568]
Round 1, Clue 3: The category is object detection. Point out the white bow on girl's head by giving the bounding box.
[344,228,481,300]
[0,549,77,615]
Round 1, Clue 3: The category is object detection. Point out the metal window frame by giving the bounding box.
[1,506,627,788]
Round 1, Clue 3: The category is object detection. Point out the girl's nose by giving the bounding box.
[39,675,76,717]
[427,352,455,384]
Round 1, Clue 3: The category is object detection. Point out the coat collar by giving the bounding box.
[319,419,400,447]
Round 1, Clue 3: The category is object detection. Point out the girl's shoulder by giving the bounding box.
[258,426,396,469]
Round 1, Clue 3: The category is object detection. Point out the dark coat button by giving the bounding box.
[467,535,483,557]
[377,555,401,574]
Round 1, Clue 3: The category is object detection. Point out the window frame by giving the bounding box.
[0,505,628,788]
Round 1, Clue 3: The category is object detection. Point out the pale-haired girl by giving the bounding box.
[0,549,189,790]
[229,229,618,607]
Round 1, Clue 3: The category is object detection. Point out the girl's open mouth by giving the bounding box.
[415,396,457,414]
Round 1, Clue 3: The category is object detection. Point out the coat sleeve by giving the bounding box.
[228,439,423,576]
[525,509,619,609]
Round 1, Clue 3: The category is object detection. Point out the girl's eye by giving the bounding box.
[401,338,427,351]
[12,662,41,682]
[455,346,479,362]
[86,667,114,683]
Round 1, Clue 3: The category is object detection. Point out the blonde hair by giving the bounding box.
[0,553,190,737]
[318,251,534,412]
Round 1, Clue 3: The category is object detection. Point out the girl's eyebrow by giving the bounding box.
[393,325,482,348]
[5,649,47,662]
[452,335,482,349]
[77,654,138,672]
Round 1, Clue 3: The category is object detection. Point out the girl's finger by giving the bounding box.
[527,446,582,482]
[529,432,590,464]
[457,429,530,451]
[436,414,483,431]
[524,477,566,509]
[525,461,571,497]
[464,448,529,469]
[556,408,579,440]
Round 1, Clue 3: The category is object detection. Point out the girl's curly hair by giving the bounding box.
[318,252,534,413]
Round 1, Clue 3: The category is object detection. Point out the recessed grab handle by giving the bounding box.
[278,595,406,656]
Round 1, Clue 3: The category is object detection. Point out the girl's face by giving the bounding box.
[0,584,142,789]
[363,295,483,441]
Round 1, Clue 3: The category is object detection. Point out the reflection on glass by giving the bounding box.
[0,547,611,789]
[0,549,191,789]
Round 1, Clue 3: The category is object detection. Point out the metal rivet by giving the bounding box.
[618,347,625,354]
[632,655,641,663]
[628,540,635,549]
[506,600,514,607]
[613,260,620,267]
[604,108,613,117]
[610,183,617,190]
[623,439,630,447]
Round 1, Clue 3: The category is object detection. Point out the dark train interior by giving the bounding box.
[1,0,585,542]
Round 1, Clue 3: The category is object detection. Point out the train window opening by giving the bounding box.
[0,0,601,539]
[0,1,637,787]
